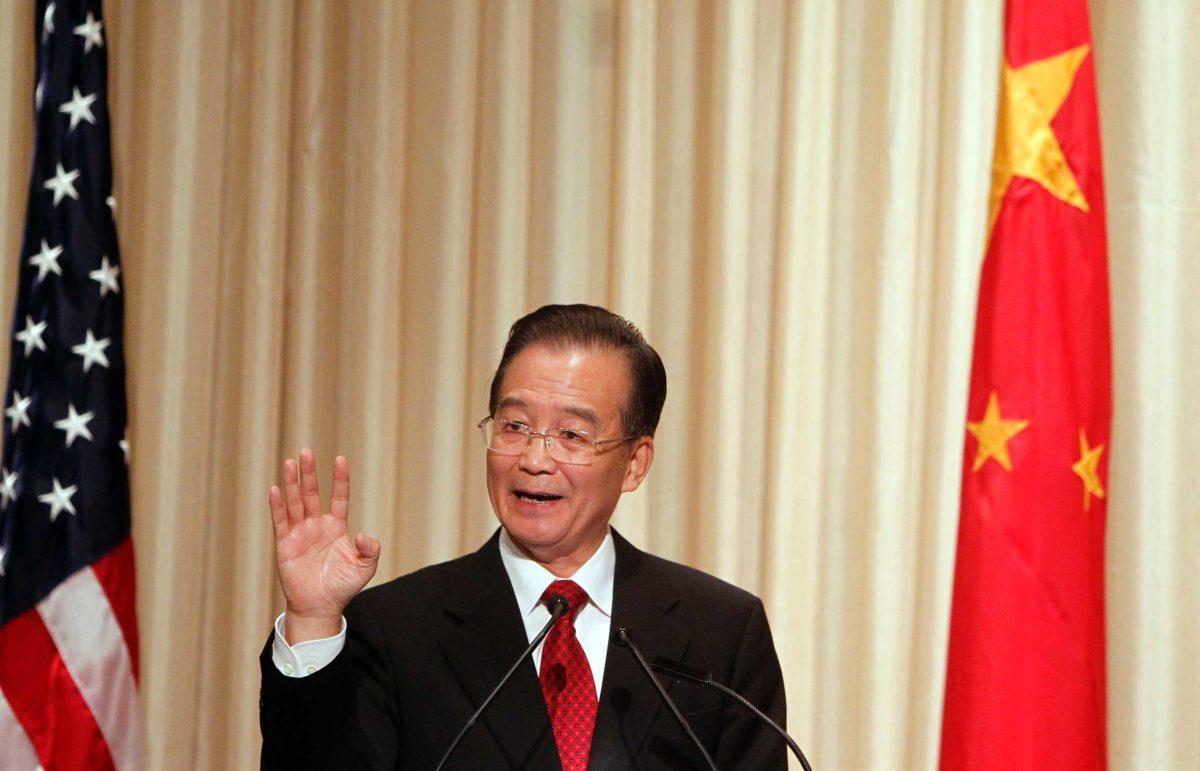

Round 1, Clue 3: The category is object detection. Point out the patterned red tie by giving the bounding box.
[539,579,598,771]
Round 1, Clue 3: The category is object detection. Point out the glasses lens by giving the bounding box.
[484,419,526,454]
[547,429,591,464]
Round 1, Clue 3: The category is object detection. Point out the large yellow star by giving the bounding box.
[966,391,1030,472]
[1071,429,1106,510]
[989,44,1092,234]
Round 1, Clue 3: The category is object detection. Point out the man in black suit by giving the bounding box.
[260,304,786,769]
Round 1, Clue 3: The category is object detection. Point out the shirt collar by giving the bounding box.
[498,526,615,618]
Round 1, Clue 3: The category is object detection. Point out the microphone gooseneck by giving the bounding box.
[651,656,812,771]
[615,627,719,771]
[434,594,570,770]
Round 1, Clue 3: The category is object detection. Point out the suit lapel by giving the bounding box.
[588,530,691,770]
[437,532,561,770]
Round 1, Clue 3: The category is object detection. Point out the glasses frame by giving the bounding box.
[477,416,637,466]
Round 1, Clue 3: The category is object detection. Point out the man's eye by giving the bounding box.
[499,421,528,433]
[557,430,589,443]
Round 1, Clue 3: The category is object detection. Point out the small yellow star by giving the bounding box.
[966,391,1030,472]
[1070,429,1106,510]
[989,44,1092,234]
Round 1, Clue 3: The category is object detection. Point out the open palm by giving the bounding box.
[269,450,380,624]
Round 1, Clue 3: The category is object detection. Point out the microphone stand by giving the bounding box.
[615,627,719,771]
[434,595,568,770]
[652,657,812,771]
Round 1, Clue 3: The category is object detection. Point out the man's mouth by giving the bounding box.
[513,490,564,503]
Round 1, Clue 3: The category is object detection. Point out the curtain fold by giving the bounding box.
[0,1,1194,768]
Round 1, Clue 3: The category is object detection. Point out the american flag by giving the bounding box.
[0,1,141,769]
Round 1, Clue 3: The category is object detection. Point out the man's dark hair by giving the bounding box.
[488,304,667,438]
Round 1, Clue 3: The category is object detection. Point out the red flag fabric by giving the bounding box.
[940,0,1111,768]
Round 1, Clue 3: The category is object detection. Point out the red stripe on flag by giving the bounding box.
[0,607,116,771]
[91,537,141,682]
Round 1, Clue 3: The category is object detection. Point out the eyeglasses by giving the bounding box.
[477,417,636,466]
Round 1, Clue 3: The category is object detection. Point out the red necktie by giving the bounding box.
[539,579,597,771]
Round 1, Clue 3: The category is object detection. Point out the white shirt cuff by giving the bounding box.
[271,612,347,677]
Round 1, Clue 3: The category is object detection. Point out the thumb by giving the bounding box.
[354,532,381,562]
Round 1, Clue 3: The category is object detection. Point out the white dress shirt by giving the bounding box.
[272,528,616,698]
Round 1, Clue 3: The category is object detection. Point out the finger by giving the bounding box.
[330,455,350,520]
[299,448,322,518]
[355,532,381,561]
[268,485,287,536]
[283,457,304,526]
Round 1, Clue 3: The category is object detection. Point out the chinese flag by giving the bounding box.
[939,0,1111,768]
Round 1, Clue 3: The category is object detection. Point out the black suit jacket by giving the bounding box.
[259,529,786,769]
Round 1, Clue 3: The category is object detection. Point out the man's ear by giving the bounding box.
[621,436,655,493]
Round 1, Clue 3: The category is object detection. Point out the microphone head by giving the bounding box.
[615,627,631,646]
[546,593,570,617]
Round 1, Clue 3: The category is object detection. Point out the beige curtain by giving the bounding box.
[1,1,1195,768]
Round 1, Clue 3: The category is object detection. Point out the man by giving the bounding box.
[259,304,786,769]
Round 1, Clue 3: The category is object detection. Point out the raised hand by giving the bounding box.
[269,449,381,644]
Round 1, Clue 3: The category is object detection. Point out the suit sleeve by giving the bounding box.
[259,597,401,769]
[713,598,788,769]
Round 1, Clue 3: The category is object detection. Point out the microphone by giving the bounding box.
[614,627,719,771]
[435,593,569,770]
[651,656,812,771]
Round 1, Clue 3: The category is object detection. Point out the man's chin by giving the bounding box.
[500,514,568,552]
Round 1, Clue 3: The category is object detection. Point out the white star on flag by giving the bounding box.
[89,256,121,296]
[0,544,6,577]
[38,478,78,522]
[59,87,97,131]
[106,195,117,213]
[73,12,104,53]
[71,329,112,372]
[36,80,45,110]
[29,238,64,282]
[5,391,32,432]
[120,436,129,461]
[44,162,80,206]
[0,467,17,509]
[43,3,55,38]
[54,403,95,447]
[15,315,48,358]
